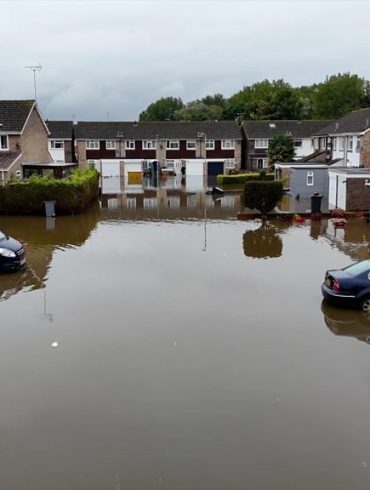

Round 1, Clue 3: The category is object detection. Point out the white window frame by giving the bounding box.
[50,140,64,149]
[106,140,117,150]
[356,137,362,152]
[224,159,236,169]
[255,139,269,149]
[125,140,135,150]
[319,138,326,150]
[348,136,353,152]
[206,139,215,150]
[0,135,9,150]
[166,140,180,150]
[307,171,314,186]
[143,140,156,150]
[294,139,302,148]
[186,140,196,150]
[86,139,100,150]
[221,139,235,150]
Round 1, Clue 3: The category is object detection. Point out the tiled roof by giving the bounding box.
[0,100,35,132]
[243,120,334,139]
[74,120,243,140]
[0,151,21,171]
[46,120,73,139]
[318,107,370,135]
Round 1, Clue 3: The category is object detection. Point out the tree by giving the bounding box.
[139,97,184,121]
[244,181,284,215]
[173,101,223,121]
[268,134,295,165]
[313,73,370,119]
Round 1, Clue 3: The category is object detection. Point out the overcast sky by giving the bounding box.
[1,0,369,121]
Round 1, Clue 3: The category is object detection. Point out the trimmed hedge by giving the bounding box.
[0,168,99,215]
[244,180,284,215]
[217,172,274,185]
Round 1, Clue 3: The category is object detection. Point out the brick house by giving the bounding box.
[73,120,243,178]
[0,100,52,182]
[242,120,333,170]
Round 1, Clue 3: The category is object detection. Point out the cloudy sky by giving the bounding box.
[1,0,369,121]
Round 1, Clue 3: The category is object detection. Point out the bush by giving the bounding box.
[0,168,99,215]
[244,180,284,215]
[217,172,274,185]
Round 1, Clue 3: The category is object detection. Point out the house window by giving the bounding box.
[348,136,353,151]
[294,140,302,148]
[106,140,116,150]
[166,140,179,149]
[86,140,100,150]
[186,140,196,150]
[125,140,135,150]
[143,140,156,149]
[0,135,9,150]
[313,138,319,150]
[221,139,235,150]
[257,158,268,169]
[307,171,314,186]
[50,140,64,149]
[206,139,215,150]
[127,197,136,209]
[356,137,362,152]
[166,160,175,169]
[225,159,236,169]
[255,139,269,149]
[339,137,345,151]
[333,137,337,151]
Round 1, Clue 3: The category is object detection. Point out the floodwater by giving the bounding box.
[1,179,370,490]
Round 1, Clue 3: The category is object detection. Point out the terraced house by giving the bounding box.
[0,100,52,182]
[73,120,243,179]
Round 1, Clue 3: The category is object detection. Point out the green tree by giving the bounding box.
[174,101,223,121]
[313,73,370,119]
[139,97,184,121]
[268,134,295,164]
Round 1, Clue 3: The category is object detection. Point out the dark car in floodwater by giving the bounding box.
[0,230,26,272]
[322,260,370,312]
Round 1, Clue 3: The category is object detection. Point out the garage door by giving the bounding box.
[208,161,224,176]
[101,160,120,178]
[186,161,204,176]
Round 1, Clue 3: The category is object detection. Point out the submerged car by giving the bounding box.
[0,230,26,272]
[322,260,370,312]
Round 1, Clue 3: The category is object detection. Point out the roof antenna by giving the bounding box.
[24,64,42,102]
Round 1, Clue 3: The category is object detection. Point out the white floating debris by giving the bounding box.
[362,462,368,468]
[51,341,59,348]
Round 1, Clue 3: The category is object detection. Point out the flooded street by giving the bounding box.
[1,183,370,490]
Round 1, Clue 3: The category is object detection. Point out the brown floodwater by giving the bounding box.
[1,186,370,490]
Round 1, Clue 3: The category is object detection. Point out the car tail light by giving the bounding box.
[333,279,340,292]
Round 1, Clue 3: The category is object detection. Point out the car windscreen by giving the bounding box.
[343,261,370,276]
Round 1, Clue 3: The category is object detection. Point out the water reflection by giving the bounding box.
[243,220,290,259]
[322,301,370,345]
[323,218,370,261]
[0,204,100,301]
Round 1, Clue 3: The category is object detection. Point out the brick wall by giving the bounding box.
[21,107,51,164]
[346,178,370,211]
[360,132,370,168]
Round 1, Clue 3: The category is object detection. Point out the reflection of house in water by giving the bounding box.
[322,218,370,261]
[322,301,370,346]
[100,175,243,220]
[0,205,100,302]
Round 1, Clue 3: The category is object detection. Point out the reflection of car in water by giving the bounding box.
[321,260,370,312]
[321,301,370,345]
[0,230,26,272]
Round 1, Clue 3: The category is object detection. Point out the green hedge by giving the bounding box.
[217,172,274,185]
[0,168,99,215]
[244,180,284,215]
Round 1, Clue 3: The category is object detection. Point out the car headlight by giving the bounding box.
[0,247,16,258]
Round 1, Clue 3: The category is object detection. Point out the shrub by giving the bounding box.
[244,180,284,215]
[217,172,274,185]
[0,168,99,215]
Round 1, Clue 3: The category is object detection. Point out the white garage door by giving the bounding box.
[186,160,204,176]
[101,160,120,178]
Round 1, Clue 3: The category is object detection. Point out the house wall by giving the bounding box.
[328,172,347,210]
[331,135,362,167]
[8,135,21,151]
[290,168,328,198]
[76,140,87,168]
[360,132,370,168]
[294,138,314,158]
[346,178,370,210]
[21,107,51,164]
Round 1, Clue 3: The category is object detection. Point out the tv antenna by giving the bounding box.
[24,64,42,101]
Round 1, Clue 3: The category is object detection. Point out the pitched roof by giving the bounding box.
[317,107,370,135]
[0,100,35,132]
[46,120,73,139]
[242,120,334,139]
[74,120,243,140]
[0,151,21,171]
